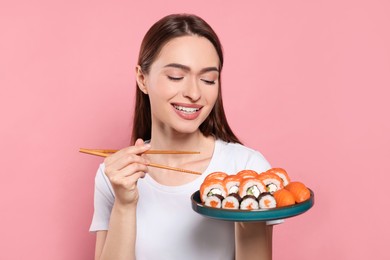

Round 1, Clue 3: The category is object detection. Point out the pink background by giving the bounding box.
[1,0,389,259]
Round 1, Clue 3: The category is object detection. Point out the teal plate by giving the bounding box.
[191,189,314,222]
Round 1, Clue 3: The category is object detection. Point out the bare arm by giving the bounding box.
[96,203,137,260]
[95,231,107,260]
[235,222,273,260]
[94,139,150,260]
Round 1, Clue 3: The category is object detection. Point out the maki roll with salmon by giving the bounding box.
[257,172,284,193]
[258,192,277,209]
[204,171,228,182]
[204,194,224,208]
[200,179,227,203]
[266,168,291,186]
[236,169,259,179]
[222,193,242,209]
[240,195,259,210]
[239,177,267,199]
[223,174,242,195]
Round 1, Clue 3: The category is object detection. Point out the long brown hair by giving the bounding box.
[131,13,241,144]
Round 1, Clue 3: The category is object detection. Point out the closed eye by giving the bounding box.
[201,79,216,85]
[168,76,183,81]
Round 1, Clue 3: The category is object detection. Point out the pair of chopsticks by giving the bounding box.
[79,148,202,175]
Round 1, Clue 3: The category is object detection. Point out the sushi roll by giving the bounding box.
[266,168,291,186]
[236,169,259,179]
[204,171,228,182]
[204,194,224,208]
[240,195,259,210]
[258,192,277,209]
[200,179,227,203]
[222,193,242,209]
[223,174,242,195]
[239,177,267,199]
[257,172,284,193]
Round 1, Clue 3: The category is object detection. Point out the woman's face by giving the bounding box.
[140,35,220,135]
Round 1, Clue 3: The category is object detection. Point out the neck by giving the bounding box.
[149,129,208,151]
[145,130,216,186]
[146,127,215,166]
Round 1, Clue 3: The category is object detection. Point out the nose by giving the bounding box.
[182,78,201,102]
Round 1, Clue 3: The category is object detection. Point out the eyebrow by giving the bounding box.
[163,63,219,74]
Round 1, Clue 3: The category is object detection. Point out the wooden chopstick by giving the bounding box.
[147,162,202,175]
[79,148,200,155]
[79,149,109,158]
[79,148,202,175]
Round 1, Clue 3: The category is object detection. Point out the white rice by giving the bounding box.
[240,195,259,210]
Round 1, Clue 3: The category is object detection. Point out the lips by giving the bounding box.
[172,103,203,120]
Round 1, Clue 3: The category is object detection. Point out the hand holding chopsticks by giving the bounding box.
[79,147,202,175]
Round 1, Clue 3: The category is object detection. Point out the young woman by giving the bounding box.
[90,14,275,260]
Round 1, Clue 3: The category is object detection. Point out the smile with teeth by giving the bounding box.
[173,105,200,114]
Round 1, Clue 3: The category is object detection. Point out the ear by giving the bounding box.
[135,65,148,94]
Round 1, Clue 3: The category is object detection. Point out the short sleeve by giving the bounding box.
[89,163,115,232]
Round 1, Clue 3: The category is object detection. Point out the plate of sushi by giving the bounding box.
[191,168,314,222]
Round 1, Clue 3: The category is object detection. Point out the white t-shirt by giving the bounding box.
[90,140,273,260]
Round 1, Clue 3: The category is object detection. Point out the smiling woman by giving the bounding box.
[132,14,240,145]
[89,14,275,260]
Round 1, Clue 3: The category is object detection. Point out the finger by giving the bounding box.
[105,155,148,176]
[134,138,145,146]
[134,139,152,164]
[104,143,151,165]
[122,163,149,177]
[124,171,147,187]
[108,162,148,179]
[120,143,151,156]
[109,170,147,190]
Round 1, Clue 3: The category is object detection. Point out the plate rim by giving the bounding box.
[191,189,314,222]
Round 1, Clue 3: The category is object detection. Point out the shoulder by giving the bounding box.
[218,140,259,154]
[217,140,267,160]
[213,140,271,173]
